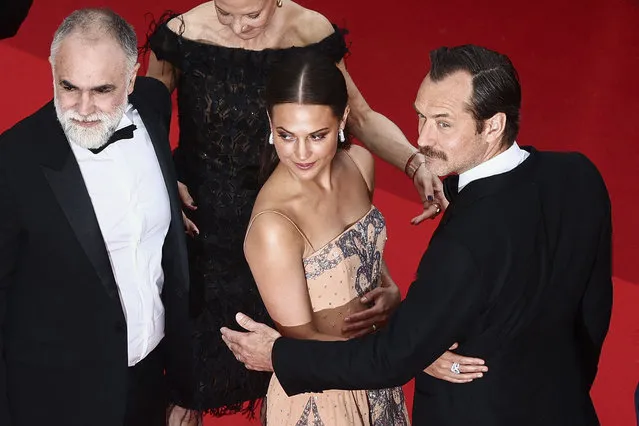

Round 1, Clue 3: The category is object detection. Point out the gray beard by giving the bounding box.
[54,96,127,150]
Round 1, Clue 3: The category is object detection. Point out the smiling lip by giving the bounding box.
[295,162,315,170]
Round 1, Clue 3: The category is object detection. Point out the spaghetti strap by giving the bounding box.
[343,149,371,195]
[246,210,316,252]
[343,150,363,176]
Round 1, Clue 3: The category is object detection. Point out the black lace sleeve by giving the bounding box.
[145,12,185,70]
[311,25,349,63]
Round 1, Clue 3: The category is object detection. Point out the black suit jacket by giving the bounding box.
[272,148,612,426]
[0,77,193,425]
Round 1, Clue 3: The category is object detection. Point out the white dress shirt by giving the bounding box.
[458,142,530,192]
[70,104,170,366]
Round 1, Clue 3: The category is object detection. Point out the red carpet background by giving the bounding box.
[1,0,637,424]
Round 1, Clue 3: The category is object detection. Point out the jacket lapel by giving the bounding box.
[131,92,189,295]
[38,103,119,300]
[131,97,181,226]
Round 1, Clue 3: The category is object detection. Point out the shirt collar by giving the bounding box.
[115,103,135,130]
[458,141,530,192]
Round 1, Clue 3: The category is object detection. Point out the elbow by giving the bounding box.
[347,105,372,137]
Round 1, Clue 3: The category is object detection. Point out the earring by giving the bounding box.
[276,0,283,7]
[268,132,274,145]
[338,129,345,143]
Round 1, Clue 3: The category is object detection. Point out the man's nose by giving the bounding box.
[76,91,95,116]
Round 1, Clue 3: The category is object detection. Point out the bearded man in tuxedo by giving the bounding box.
[0,8,193,426]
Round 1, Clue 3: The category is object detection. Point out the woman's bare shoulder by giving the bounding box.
[166,3,217,37]
[251,172,299,218]
[285,3,336,45]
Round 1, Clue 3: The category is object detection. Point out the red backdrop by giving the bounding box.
[1,0,637,424]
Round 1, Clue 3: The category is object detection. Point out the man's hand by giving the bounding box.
[410,157,449,225]
[424,343,488,383]
[220,313,281,372]
[342,285,401,338]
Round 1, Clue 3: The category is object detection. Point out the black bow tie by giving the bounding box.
[442,174,459,204]
[89,124,137,154]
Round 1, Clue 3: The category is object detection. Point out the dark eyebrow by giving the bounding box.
[413,105,451,119]
[60,80,77,89]
[59,81,116,92]
[275,127,330,134]
[92,84,116,92]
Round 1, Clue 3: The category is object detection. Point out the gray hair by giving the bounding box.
[50,8,138,70]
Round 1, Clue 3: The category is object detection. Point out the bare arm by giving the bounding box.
[337,60,415,170]
[244,214,346,342]
[146,51,180,94]
[337,61,444,223]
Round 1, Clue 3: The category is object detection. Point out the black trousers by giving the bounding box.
[124,343,167,426]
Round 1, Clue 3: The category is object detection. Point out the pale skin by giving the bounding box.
[221,70,507,391]
[145,0,444,234]
[51,33,139,124]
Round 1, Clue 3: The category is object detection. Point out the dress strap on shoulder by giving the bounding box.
[342,150,362,175]
[342,149,371,195]
[246,210,316,251]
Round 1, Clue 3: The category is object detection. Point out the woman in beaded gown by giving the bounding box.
[145,0,469,422]
[244,52,410,425]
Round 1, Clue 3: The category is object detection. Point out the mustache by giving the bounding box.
[63,110,109,123]
[420,146,448,161]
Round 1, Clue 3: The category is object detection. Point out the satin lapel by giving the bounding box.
[40,137,119,300]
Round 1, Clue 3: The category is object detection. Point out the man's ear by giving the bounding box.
[127,63,141,95]
[483,112,506,146]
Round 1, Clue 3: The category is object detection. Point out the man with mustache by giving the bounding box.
[0,8,192,426]
[222,45,613,425]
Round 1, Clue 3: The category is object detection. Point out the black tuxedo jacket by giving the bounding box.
[272,148,612,426]
[0,77,193,425]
